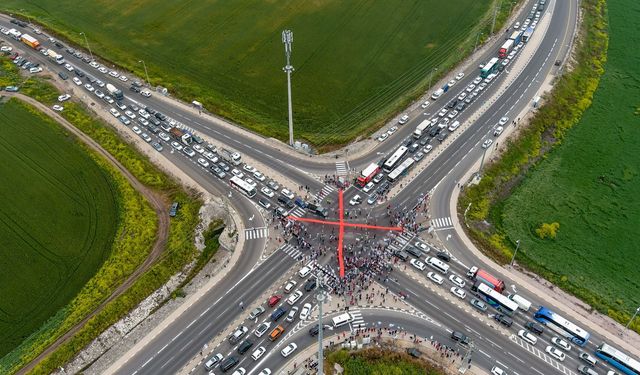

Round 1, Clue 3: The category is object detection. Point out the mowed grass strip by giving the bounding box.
[0,100,119,357]
[3,0,489,147]
[501,0,640,319]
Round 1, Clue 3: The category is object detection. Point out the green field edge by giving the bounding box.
[456,0,640,334]
[0,59,208,374]
[4,0,518,152]
[325,347,446,375]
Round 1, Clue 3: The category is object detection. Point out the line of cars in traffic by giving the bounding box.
[203,264,324,374]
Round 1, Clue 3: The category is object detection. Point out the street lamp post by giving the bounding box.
[474,33,483,53]
[626,306,640,329]
[510,239,520,267]
[428,67,438,93]
[79,32,94,62]
[139,60,151,87]
[282,30,295,147]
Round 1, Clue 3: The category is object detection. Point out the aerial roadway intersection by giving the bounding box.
[2,0,639,374]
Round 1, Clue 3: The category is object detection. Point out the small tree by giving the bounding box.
[536,222,560,239]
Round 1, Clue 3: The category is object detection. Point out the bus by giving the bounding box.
[230,176,256,198]
[595,343,640,375]
[387,158,415,183]
[481,57,500,78]
[356,163,380,187]
[332,312,354,328]
[383,146,408,172]
[475,282,519,316]
[533,306,590,346]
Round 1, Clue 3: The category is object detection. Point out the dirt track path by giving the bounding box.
[7,94,170,375]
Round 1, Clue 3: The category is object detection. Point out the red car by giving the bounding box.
[268,295,282,307]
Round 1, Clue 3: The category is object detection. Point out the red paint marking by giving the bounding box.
[286,189,403,279]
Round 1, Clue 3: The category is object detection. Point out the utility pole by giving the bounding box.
[79,32,94,62]
[316,269,326,375]
[282,30,295,147]
[474,33,483,53]
[139,60,151,87]
[491,0,502,35]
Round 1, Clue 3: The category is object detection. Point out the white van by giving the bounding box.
[426,256,449,274]
[332,312,354,328]
[508,294,531,312]
[431,88,444,100]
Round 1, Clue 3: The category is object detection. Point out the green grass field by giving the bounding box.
[4,0,491,148]
[500,0,640,318]
[0,100,120,357]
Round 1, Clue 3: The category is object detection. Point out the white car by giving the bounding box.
[410,258,426,271]
[158,132,170,142]
[518,329,538,345]
[377,133,389,142]
[427,272,443,285]
[300,303,312,320]
[284,280,297,294]
[261,187,274,198]
[514,21,521,29]
[197,158,210,168]
[89,61,99,68]
[494,126,504,136]
[118,75,128,82]
[251,346,266,361]
[465,84,476,93]
[109,108,120,118]
[84,83,95,92]
[231,169,244,178]
[281,188,295,200]
[138,118,149,126]
[124,110,136,119]
[141,133,152,143]
[447,110,459,119]
[498,116,509,126]
[138,109,149,118]
[450,287,466,299]
[63,63,74,72]
[448,274,466,288]
[438,108,448,117]
[491,366,506,375]
[448,79,456,87]
[258,369,271,375]
[473,76,482,85]
[482,139,493,149]
[414,241,429,252]
[52,105,64,112]
[141,90,152,97]
[171,141,183,151]
[0,46,12,52]
[231,369,246,375]
[287,290,303,305]
[281,343,298,357]
[362,182,375,193]
[243,164,256,173]
[57,94,71,102]
[457,92,467,101]
[421,100,430,109]
[253,171,266,181]
[455,72,465,80]
[132,126,142,135]
[286,306,299,322]
[95,80,105,88]
[29,67,42,74]
[349,194,362,206]
[423,145,433,154]
[204,152,218,163]
[398,114,409,124]
[298,265,313,278]
[193,144,205,154]
[545,345,565,361]
[98,66,108,74]
[387,126,398,134]
[94,90,105,99]
[254,322,271,337]
[551,337,571,351]
[108,70,120,78]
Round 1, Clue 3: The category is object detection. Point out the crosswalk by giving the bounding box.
[387,231,416,253]
[245,227,268,240]
[349,309,365,330]
[335,161,348,176]
[431,216,453,229]
[289,206,306,218]
[280,243,303,259]
[510,335,576,375]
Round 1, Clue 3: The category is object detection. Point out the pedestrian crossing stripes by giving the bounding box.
[289,206,306,218]
[280,243,302,259]
[335,161,348,176]
[349,310,365,330]
[244,226,268,240]
[510,335,576,375]
[430,217,453,229]
[312,184,336,202]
